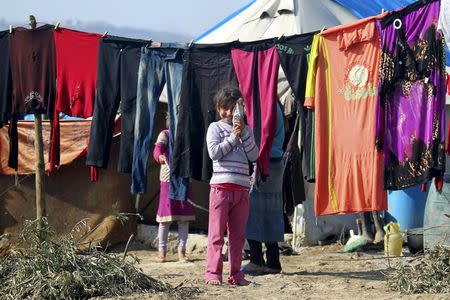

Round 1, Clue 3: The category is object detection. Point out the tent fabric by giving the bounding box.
[195,0,357,43]
[0,118,120,175]
[195,0,257,42]
[0,120,91,175]
[0,133,137,250]
[331,0,414,18]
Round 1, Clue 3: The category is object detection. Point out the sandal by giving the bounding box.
[156,251,166,263]
[236,278,251,286]
[206,279,222,285]
[178,250,190,263]
[240,262,265,276]
[228,278,251,286]
[179,256,190,262]
[263,266,281,274]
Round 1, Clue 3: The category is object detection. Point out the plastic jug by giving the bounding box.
[384,222,404,256]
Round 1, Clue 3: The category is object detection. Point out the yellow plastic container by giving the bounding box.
[384,222,404,256]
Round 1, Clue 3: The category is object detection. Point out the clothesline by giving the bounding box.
[0,0,447,218]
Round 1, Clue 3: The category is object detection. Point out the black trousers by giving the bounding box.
[277,32,316,182]
[248,239,281,270]
[172,45,238,181]
[86,36,145,172]
[0,30,11,128]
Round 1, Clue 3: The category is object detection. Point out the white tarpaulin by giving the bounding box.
[195,0,357,43]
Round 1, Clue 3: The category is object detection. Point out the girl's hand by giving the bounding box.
[233,119,243,137]
[159,155,166,164]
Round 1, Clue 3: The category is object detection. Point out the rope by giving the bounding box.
[187,199,209,213]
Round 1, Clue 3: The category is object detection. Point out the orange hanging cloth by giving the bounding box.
[304,17,387,216]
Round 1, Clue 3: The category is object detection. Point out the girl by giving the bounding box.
[204,87,259,285]
[154,113,195,263]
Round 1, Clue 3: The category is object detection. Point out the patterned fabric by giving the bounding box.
[154,130,170,182]
[376,0,446,190]
[206,121,258,188]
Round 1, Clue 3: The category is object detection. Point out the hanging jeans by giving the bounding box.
[231,42,279,178]
[131,45,189,199]
[86,36,145,173]
[172,45,238,181]
[277,33,316,182]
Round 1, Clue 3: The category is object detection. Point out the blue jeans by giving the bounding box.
[131,45,188,199]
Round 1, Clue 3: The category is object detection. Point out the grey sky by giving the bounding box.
[1,0,251,37]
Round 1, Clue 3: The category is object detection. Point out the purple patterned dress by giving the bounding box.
[153,130,195,222]
[376,0,446,190]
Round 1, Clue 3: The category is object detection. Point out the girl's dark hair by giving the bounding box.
[215,86,242,110]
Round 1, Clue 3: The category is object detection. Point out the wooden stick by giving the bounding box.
[30,15,46,230]
[123,234,134,260]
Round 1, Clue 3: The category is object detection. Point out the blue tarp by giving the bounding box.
[331,0,414,18]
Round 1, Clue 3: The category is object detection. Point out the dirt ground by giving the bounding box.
[105,241,449,300]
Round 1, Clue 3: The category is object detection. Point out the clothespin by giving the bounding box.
[279,33,285,41]
[102,31,108,38]
[381,8,385,14]
[188,39,194,47]
[150,40,161,48]
[320,26,326,34]
[9,25,13,34]
[54,22,60,30]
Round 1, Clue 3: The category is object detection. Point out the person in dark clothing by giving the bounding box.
[242,103,285,275]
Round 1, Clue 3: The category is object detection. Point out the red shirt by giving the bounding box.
[53,28,100,117]
[50,28,100,171]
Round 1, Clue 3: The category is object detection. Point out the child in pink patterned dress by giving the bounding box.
[153,113,195,262]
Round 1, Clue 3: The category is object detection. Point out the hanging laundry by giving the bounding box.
[376,0,446,190]
[131,44,189,200]
[0,30,11,128]
[172,45,238,182]
[305,17,387,216]
[231,40,279,179]
[86,36,146,174]
[278,33,317,183]
[50,28,101,172]
[276,33,316,213]
[438,0,450,154]
[8,24,56,170]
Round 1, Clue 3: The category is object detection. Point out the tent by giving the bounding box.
[195,0,357,43]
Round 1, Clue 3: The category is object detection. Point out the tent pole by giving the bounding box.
[30,15,46,230]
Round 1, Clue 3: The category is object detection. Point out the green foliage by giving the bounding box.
[0,218,200,299]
